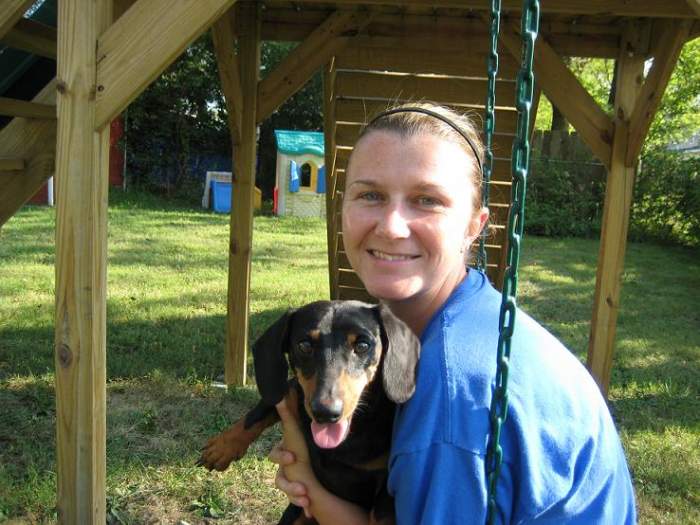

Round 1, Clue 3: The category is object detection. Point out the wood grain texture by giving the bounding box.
[0,0,34,39]
[54,1,111,521]
[212,7,243,144]
[587,24,645,396]
[225,1,260,386]
[0,80,57,227]
[95,0,236,128]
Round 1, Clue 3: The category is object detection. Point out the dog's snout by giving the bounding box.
[311,397,343,423]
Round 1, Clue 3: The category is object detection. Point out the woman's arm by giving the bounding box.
[274,400,371,525]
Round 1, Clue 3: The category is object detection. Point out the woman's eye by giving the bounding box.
[297,341,313,355]
[354,341,371,355]
[417,195,442,207]
[359,191,382,202]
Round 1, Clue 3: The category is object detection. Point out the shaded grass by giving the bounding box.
[0,189,698,524]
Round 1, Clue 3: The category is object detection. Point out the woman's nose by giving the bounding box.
[375,204,411,239]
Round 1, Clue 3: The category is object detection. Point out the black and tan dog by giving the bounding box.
[197,300,420,525]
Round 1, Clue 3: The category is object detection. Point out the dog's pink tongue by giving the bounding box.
[310,420,350,449]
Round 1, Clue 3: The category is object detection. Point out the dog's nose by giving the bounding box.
[311,397,343,423]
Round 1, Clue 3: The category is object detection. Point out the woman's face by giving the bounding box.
[342,131,487,305]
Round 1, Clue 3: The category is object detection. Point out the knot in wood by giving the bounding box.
[56,80,68,94]
[58,344,73,367]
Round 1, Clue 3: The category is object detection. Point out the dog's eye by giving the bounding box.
[297,341,313,355]
[354,341,371,355]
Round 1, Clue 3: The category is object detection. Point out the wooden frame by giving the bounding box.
[54,1,112,521]
[224,1,260,386]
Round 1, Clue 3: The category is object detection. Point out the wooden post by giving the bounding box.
[323,58,339,299]
[587,24,645,395]
[225,1,260,386]
[54,1,111,522]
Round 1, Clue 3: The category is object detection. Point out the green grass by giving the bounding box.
[0,189,698,524]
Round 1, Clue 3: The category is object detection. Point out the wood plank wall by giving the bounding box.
[326,37,520,302]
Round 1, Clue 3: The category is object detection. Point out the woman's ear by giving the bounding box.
[466,206,490,245]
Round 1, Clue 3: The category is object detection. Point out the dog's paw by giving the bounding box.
[196,430,249,471]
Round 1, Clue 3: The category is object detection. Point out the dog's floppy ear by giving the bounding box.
[252,309,295,406]
[376,304,421,403]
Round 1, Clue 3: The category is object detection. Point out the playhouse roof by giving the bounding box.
[274,129,324,157]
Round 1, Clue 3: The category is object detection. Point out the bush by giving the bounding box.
[630,149,700,247]
[524,156,605,237]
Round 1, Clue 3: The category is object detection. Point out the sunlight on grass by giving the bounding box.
[0,191,698,524]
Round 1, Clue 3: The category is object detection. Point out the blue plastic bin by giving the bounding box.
[212,180,232,213]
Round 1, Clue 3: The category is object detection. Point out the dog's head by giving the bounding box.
[252,300,421,449]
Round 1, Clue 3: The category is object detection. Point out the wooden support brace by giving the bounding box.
[95,0,236,129]
[687,0,700,18]
[1,18,57,59]
[0,79,56,228]
[626,19,692,166]
[212,8,244,144]
[587,25,645,396]
[257,10,372,123]
[0,0,35,39]
[54,1,112,522]
[499,23,614,169]
[225,1,260,386]
[0,97,56,119]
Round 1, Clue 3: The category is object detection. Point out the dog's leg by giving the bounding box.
[197,398,279,471]
[197,381,301,471]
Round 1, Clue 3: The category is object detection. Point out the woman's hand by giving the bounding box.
[271,399,320,517]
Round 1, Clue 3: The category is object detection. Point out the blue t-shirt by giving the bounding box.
[388,270,636,524]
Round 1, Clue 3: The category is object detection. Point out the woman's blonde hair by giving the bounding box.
[354,102,485,213]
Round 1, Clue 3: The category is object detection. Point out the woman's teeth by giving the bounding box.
[370,250,416,261]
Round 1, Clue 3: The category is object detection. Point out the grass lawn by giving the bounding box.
[0,189,698,524]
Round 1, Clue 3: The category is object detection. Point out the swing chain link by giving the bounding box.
[485,1,540,524]
[477,0,502,271]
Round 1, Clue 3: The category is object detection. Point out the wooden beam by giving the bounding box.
[626,19,692,166]
[54,0,112,522]
[337,44,519,77]
[94,0,236,129]
[499,24,614,168]
[293,0,696,18]
[0,97,56,119]
[587,25,645,396]
[335,70,517,108]
[0,0,34,40]
[212,7,243,144]
[0,80,56,227]
[1,18,57,59]
[225,1,260,386]
[257,10,371,123]
[0,158,25,171]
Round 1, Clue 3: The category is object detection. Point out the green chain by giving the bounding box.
[477,0,502,271]
[484,1,540,524]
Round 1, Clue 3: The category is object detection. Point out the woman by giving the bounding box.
[271,103,636,524]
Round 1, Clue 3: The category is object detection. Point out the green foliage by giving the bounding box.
[124,38,323,202]
[525,156,604,237]
[646,38,700,150]
[125,33,230,201]
[630,149,700,246]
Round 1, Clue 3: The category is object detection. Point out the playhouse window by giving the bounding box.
[301,163,312,188]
